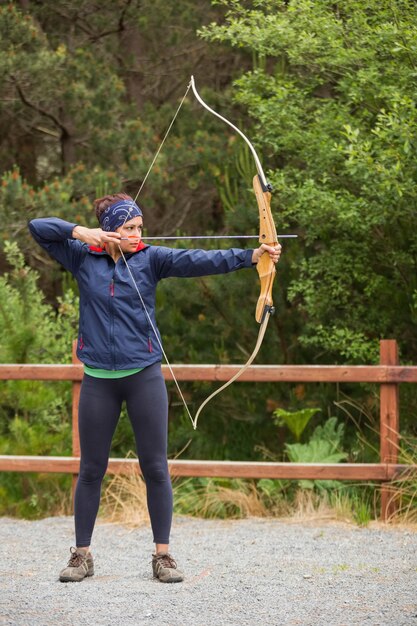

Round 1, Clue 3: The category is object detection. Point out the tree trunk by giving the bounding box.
[118,22,145,111]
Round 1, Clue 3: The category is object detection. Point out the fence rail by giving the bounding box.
[1,339,416,520]
[0,455,412,481]
[2,363,417,383]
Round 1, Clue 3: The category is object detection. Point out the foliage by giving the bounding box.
[350,493,373,527]
[0,242,77,517]
[273,406,319,441]
[387,435,417,523]
[284,417,348,490]
[1,0,417,520]
[100,465,376,526]
[0,241,78,362]
[0,1,243,243]
[173,477,269,519]
[201,0,417,367]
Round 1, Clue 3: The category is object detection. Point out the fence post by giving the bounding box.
[71,341,81,506]
[379,339,400,521]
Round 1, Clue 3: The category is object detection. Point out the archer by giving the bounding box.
[29,193,281,584]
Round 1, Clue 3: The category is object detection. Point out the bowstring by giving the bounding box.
[117,79,196,428]
[118,247,195,427]
[192,311,271,430]
[117,78,271,429]
[132,80,192,205]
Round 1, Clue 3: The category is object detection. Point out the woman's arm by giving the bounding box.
[29,217,84,274]
[28,218,123,274]
[72,225,123,247]
[152,243,282,280]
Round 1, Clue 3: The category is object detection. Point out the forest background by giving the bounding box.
[1,0,417,521]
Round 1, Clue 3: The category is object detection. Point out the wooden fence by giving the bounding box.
[0,339,416,520]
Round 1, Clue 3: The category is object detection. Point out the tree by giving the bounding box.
[200,0,417,365]
[0,1,254,249]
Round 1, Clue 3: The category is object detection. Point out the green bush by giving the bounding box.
[0,242,77,517]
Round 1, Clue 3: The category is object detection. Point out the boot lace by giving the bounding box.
[67,547,86,568]
[154,553,177,569]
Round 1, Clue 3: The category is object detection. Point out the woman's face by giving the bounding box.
[116,216,143,252]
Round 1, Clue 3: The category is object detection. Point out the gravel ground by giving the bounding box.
[0,515,416,626]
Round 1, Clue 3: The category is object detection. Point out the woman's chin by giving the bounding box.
[122,241,139,249]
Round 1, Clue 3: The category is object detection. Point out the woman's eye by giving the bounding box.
[124,225,142,233]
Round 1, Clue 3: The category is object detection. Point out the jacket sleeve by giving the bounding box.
[28,217,86,275]
[150,246,255,280]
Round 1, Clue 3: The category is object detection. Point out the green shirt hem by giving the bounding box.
[83,364,143,379]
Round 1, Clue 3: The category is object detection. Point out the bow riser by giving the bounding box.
[253,175,278,323]
[256,256,276,322]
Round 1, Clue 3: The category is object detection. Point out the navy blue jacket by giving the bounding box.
[29,218,254,370]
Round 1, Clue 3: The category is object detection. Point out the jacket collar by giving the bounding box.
[87,241,148,255]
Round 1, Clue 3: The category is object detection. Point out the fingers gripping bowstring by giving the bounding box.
[118,80,196,428]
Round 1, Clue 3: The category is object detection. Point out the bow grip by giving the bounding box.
[253,175,278,323]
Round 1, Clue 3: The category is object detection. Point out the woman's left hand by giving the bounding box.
[251,243,282,265]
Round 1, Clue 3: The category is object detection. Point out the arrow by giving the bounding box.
[120,234,298,241]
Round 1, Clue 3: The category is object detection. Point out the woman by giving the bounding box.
[29,193,281,583]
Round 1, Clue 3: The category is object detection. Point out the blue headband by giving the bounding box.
[99,200,142,232]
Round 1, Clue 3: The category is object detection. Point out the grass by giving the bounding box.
[100,452,149,528]
[4,430,416,526]
[383,435,417,524]
[0,473,73,519]
[173,477,279,519]
[98,454,385,529]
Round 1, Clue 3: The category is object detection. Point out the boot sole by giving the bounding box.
[154,574,184,583]
[59,570,94,583]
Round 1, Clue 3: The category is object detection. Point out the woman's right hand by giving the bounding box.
[72,226,122,247]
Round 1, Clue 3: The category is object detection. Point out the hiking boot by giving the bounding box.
[152,552,184,583]
[59,547,94,582]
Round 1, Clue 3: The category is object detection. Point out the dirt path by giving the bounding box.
[1,515,416,625]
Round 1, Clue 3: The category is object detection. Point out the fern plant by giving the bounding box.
[285,417,348,490]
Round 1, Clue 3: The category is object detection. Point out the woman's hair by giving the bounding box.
[93,193,134,222]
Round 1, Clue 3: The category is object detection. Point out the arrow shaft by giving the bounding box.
[120,234,297,241]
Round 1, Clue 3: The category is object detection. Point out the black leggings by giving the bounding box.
[74,363,172,547]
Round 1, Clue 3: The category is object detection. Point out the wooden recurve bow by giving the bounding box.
[190,76,279,429]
